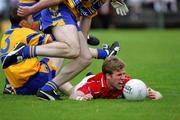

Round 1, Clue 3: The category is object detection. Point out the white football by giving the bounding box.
[123,79,147,101]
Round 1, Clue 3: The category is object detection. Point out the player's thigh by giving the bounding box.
[15,58,56,95]
[15,72,52,95]
[52,24,80,49]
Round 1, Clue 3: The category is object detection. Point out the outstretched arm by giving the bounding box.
[18,0,63,17]
[69,76,95,101]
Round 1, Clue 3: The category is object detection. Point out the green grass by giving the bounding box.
[0,29,180,120]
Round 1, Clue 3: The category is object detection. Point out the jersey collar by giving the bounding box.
[11,25,22,29]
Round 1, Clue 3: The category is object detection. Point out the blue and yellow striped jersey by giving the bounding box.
[64,0,106,17]
[0,25,50,88]
[18,0,39,4]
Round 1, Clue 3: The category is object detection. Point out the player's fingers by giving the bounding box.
[84,97,91,101]
[84,94,93,100]
[17,12,24,16]
[18,12,26,16]
[116,8,120,15]
[17,8,25,16]
[119,9,124,16]
[149,95,156,99]
[18,7,30,16]
[148,92,155,97]
[122,9,126,16]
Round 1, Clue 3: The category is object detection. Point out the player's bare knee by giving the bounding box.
[79,54,92,67]
[67,40,80,58]
[80,58,92,67]
[69,47,80,58]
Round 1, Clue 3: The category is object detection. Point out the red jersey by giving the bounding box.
[78,72,132,99]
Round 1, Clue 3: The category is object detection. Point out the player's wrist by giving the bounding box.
[31,6,40,14]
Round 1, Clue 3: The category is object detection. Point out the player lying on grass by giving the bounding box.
[3,56,163,101]
[68,56,163,101]
[0,8,119,96]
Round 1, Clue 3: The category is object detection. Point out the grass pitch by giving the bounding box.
[0,29,180,120]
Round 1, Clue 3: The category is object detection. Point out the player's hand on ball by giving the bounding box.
[111,0,129,16]
[147,88,163,100]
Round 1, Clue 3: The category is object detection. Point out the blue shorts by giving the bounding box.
[17,2,41,22]
[41,4,80,34]
[15,58,56,95]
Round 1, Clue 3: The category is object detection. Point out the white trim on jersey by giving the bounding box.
[73,75,95,92]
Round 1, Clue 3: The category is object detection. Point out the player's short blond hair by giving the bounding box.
[102,56,125,74]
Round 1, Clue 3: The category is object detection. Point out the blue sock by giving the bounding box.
[97,49,108,59]
[41,81,59,91]
[22,46,37,59]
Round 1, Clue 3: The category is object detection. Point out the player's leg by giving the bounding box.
[46,57,73,95]
[48,57,74,96]
[1,40,120,69]
[15,58,57,96]
[3,79,14,94]
[39,38,121,95]
[47,57,64,74]
[33,25,80,58]
[49,31,92,86]
[39,40,121,97]
[44,40,121,97]
[35,39,120,59]
[37,6,81,58]
[37,30,93,100]
[89,41,120,59]
[60,82,74,96]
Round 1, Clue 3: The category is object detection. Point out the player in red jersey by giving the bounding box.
[69,56,163,101]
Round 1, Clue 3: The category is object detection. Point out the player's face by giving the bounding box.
[107,69,126,90]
